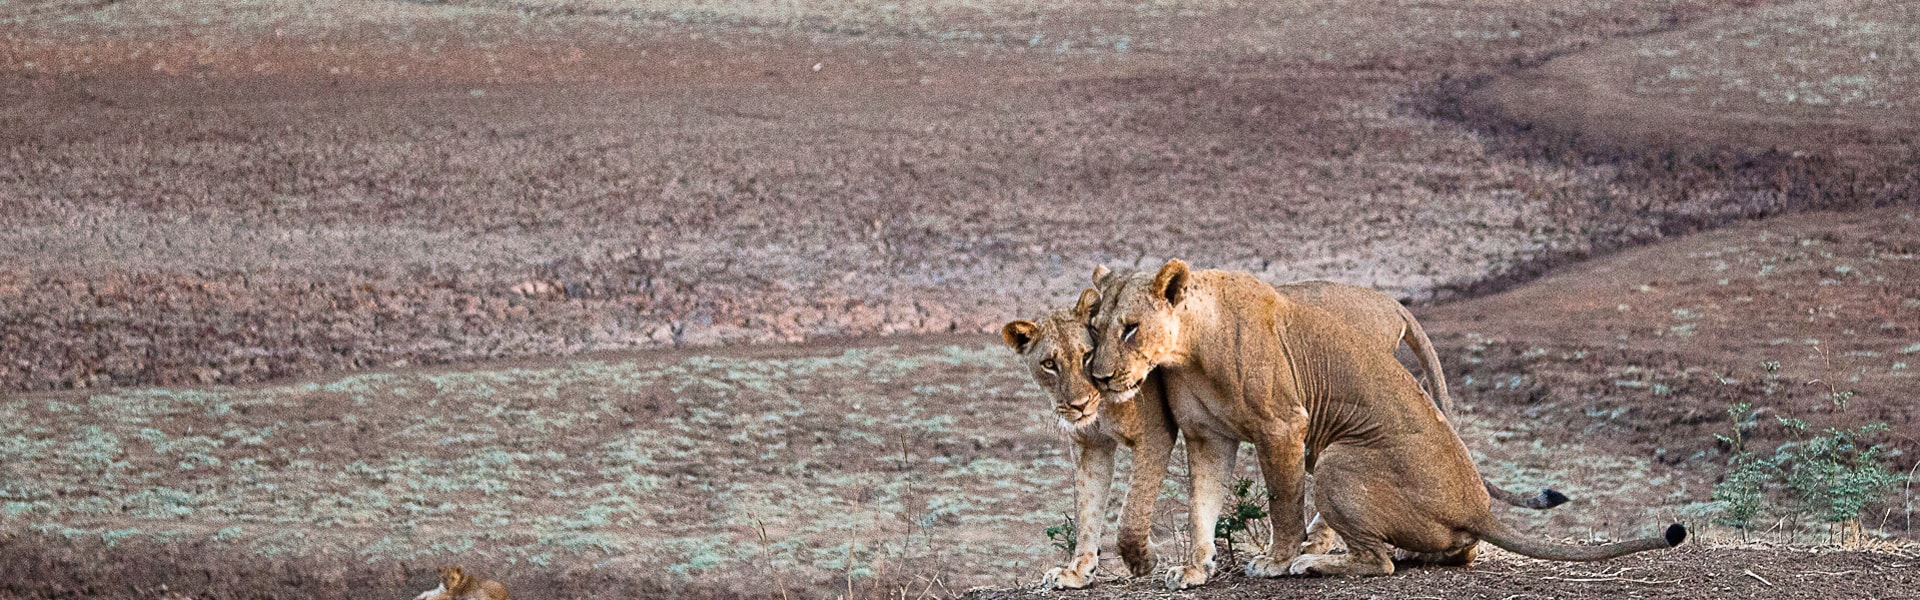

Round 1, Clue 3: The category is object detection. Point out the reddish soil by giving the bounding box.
[1427,207,1920,476]
[0,0,1777,393]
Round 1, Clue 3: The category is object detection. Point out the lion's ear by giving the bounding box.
[1002,320,1040,352]
[1073,288,1100,319]
[1091,264,1113,286]
[1152,259,1191,307]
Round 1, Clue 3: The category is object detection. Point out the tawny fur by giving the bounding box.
[1084,260,1683,589]
[414,566,510,600]
[1004,270,1562,589]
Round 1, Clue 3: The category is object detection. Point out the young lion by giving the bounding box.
[1084,260,1683,589]
[1004,292,1176,589]
[413,566,511,600]
[1004,274,1564,589]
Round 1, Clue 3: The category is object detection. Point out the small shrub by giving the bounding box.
[1043,514,1076,556]
[1712,453,1771,530]
[1711,402,1906,537]
[1216,478,1269,557]
[1778,422,1904,525]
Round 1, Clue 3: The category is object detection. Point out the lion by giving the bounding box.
[1003,291,1176,589]
[1084,260,1685,588]
[413,566,510,600]
[1003,271,1565,589]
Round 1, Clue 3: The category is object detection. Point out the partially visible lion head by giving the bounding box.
[438,566,471,594]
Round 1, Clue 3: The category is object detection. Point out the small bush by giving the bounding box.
[1216,478,1269,557]
[1712,402,1906,536]
[1043,514,1076,556]
[1778,422,1904,525]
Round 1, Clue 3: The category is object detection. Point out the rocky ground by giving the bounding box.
[2,0,1918,598]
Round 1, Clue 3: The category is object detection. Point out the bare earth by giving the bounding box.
[2,0,1918,598]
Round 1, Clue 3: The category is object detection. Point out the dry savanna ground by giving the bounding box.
[2,0,1918,598]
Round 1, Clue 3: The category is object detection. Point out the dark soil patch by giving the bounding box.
[960,544,1920,600]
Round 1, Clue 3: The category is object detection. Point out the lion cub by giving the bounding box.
[414,566,510,600]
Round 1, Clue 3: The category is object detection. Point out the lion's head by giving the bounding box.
[1086,259,1191,401]
[438,566,471,593]
[1002,289,1106,428]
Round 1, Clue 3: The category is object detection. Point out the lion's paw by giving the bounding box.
[1243,553,1294,578]
[1301,525,1343,555]
[1286,553,1342,576]
[1041,554,1097,589]
[1162,564,1211,590]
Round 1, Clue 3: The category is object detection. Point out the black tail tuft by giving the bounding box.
[1533,488,1570,509]
[1664,523,1688,547]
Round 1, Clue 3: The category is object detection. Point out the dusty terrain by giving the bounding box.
[2,0,1918,598]
[963,543,1920,600]
[0,0,1782,392]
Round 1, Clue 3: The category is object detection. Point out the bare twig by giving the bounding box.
[1905,458,1918,533]
[1744,569,1774,587]
[750,515,791,600]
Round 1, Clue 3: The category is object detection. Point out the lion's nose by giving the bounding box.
[1089,373,1114,389]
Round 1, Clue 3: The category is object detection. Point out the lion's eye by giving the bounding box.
[1081,353,1093,369]
[1123,323,1139,341]
[1040,359,1058,373]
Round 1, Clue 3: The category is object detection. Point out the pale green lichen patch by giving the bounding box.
[0,339,1072,588]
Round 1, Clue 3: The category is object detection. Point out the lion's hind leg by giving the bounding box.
[1301,512,1343,555]
[1391,544,1477,568]
[1285,543,1394,577]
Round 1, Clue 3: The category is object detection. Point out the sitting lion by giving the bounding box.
[1083,260,1684,588]
[1003,270,1564,589]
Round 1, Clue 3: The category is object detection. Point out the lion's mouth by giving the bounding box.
[1099,375,1142,402]
[1056,400,1101,426]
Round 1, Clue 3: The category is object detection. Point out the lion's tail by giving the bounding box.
[1474,519,1686,562]
[1390,300,1451,417]
[1485,484,1570,510]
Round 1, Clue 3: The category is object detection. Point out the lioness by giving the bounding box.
[1085,260,1683,588]
[1004,274,1564,589]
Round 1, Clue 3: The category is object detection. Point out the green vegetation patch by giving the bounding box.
[0,341,1073,588]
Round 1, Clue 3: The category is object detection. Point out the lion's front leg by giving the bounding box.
[1041,552,1100,589]
[1116,425,1174,577]
[1243,424,1307,578]
[1164,432,1234,590]
[1044,439,1115,589]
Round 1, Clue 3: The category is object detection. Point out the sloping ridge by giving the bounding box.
[1420,0,1920,301]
